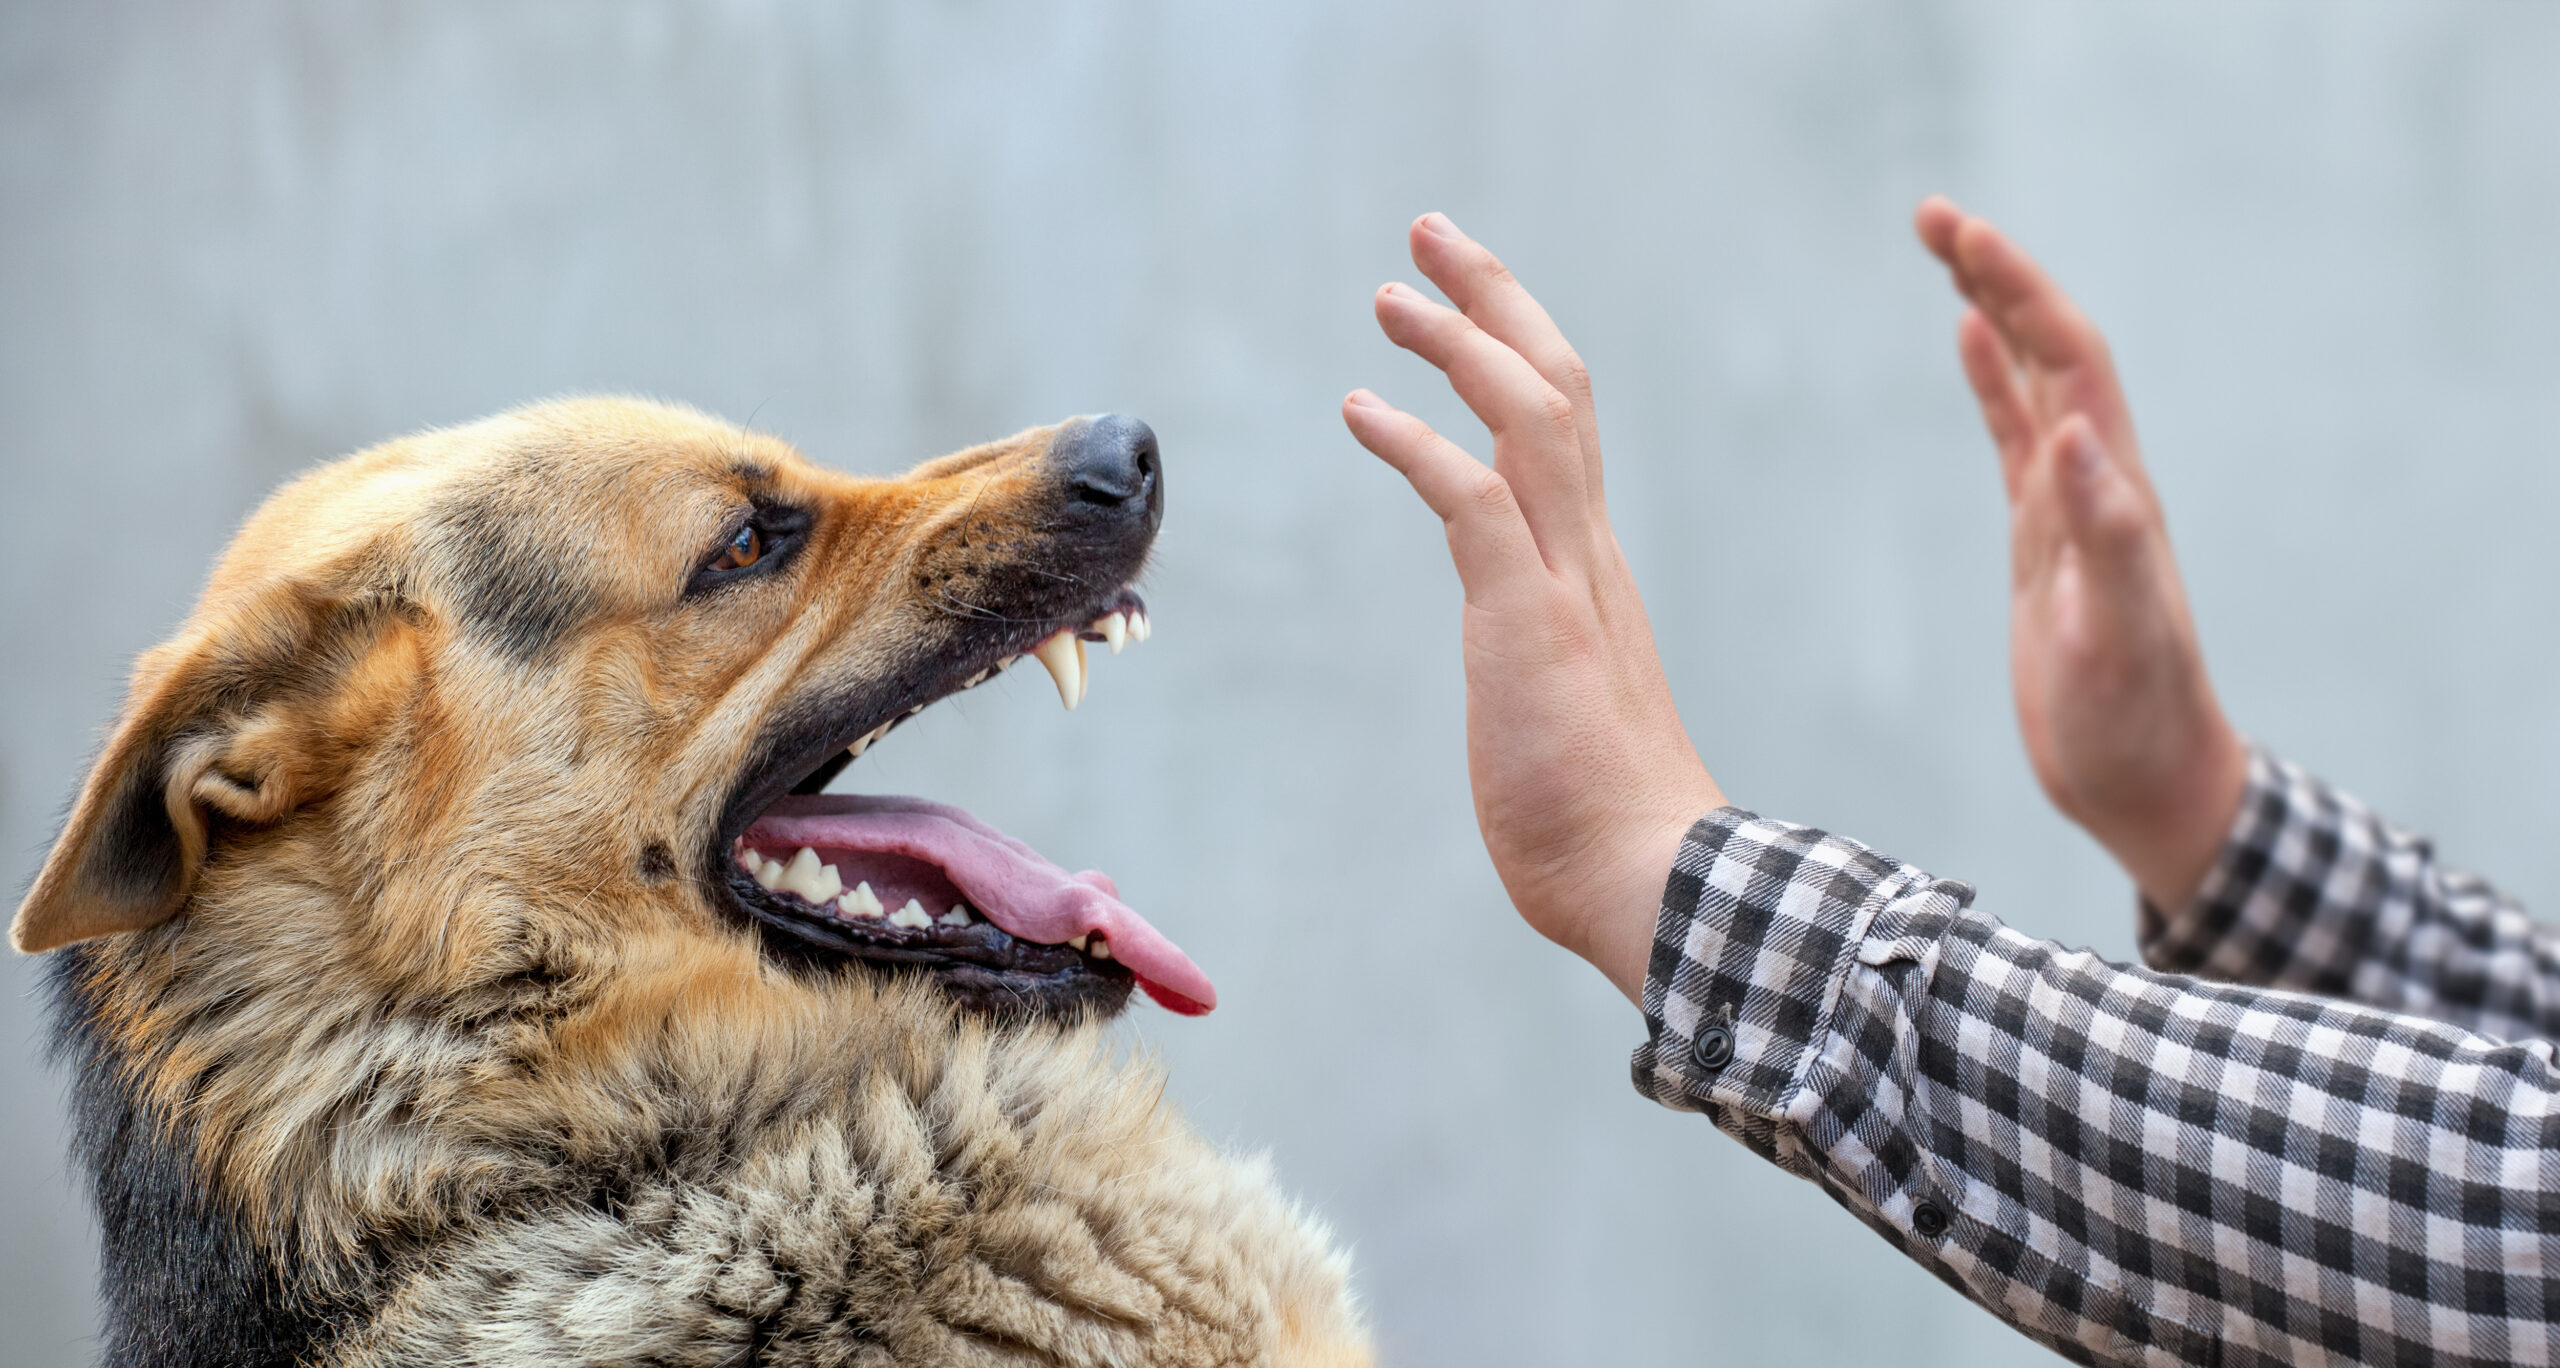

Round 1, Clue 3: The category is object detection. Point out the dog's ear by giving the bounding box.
[12,586,417,954]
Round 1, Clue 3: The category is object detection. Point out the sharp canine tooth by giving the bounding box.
[1068,934,1088,952]
[1089,936,1111,961]
[1099,612,1127,654]
[1130,610,1150,642]
[1032,631,1083,711]
[848,734,872,758]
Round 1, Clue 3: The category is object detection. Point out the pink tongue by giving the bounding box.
[744,793,1214,1015]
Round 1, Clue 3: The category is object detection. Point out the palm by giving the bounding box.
[2008,486,2185,830]
[1457,542,1700,938]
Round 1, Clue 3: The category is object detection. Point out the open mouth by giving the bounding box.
[712,589,1213,1020]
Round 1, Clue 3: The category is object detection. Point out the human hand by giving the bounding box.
[1342,214,1724,1004]
[1915,197,2247,911]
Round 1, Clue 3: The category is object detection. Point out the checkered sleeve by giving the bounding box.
[2140,748,2560,1042]
[1633,806,2560,1367]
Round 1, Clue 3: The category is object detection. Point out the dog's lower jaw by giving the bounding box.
[727,864,1141,1019]
[54,928,1371,1368]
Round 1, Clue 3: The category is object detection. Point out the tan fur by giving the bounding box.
[19,399,1372,1366]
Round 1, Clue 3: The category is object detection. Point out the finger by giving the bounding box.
[1946,217,2136,442]
[1405,214,1606,504]
[1957,310,2035,499]
[1373,282,1593,568]
[1916,195,2000,307]
[1342,390,1548,597]
[1913,195,1967,269]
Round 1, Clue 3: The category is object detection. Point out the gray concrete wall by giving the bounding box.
[8,3,2560,1363]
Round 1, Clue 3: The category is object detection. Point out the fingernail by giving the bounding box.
[1381,281,1425,302]
[1346,389,1387,410]
[1418,211,1462,240]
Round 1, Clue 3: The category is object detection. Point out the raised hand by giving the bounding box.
[1914,197,2248,911]
[1342,214,1724,1004]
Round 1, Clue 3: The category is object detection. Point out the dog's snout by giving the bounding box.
[1054,414,1162,530]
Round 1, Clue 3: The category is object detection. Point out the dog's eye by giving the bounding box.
[686,504,807,596]
[710,524,763,572]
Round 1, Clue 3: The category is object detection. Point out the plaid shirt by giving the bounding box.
[1632,750,2560,1366]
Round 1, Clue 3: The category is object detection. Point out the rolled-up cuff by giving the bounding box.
[2137,746,2391,996]
[1630,807,1922,1119]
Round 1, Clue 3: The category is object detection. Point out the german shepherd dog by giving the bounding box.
[14,400,1371,1367]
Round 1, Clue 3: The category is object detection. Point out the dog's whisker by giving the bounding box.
[928,589,1042,624]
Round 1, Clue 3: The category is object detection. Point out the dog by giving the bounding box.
[13,399,1372,1367]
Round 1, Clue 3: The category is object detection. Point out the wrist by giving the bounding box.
[1562,791,1724,1007]
[2101,722,2249,912]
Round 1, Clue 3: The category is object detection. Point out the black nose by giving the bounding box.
[1054,414,1162,530]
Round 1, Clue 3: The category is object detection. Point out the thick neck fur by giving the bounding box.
[54,834,1370,1367]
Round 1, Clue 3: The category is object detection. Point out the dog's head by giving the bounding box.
[11,397,1211,1020]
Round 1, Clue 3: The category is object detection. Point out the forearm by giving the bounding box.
[2144,748,2560,1042]
[1637,806,2560,1367]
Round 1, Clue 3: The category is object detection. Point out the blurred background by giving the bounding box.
[8,3,2560,1363]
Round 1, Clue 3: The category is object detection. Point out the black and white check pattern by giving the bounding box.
[1632,753,2560,1366]
[2142,750,2560,1044]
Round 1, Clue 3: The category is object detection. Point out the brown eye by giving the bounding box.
[712,524,762,572]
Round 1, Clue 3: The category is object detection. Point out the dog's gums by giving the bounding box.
[720,594,1216,1018]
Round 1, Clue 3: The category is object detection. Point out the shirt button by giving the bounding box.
[1912,1200,1949,1238]
[1689,1025,1734,1072]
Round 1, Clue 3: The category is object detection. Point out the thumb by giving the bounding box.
[2053,416,2152,576]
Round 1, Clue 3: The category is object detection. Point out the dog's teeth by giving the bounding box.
[1032,631,1084,711]
[965,669,990,687]
[889,898,933,930]
[848,734,871,758]
[997,654,1018,671]
[1130,610,1151,643]
[1088,936,1111,961]
[937,903,975,927]
[778,847,844,903]
[753,853,784,890]
[1098,611,1127,655]
[907,704,924,715]
[841,881,885,918]
[1067,933,1089,952]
